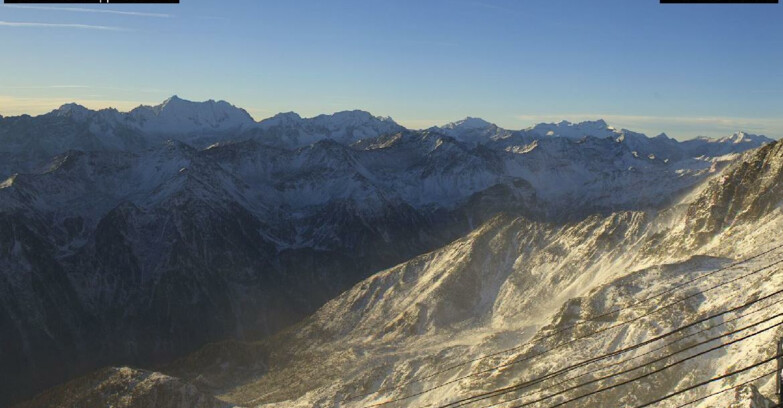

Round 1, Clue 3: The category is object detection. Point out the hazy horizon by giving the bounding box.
[1,0,781,139]
[0,94,778,141]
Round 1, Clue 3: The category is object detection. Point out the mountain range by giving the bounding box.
[1,96,778,407]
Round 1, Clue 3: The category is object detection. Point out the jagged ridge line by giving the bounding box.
[346,242,783,403]
[363,255,783,407]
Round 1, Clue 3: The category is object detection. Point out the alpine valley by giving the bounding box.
[3,97,782,408]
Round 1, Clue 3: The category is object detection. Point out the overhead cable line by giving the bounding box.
[538,322,783,408]
[462,293,783,408]
[364,256,783,407]
[633,357,777,408]
[476,305,783,408]
[672,369,776,408]
[347,243,783,403]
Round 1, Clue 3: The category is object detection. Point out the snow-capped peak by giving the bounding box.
[254,109,404,147]
[430,117,510,145]
[259,112,303,128]
[158,94,184,109]
[733,131,748,143]
[529,118,616,139]
[441,117,494,130]
[51,103,92,120]
[127,96,256,134]
[310,110,399,128]
[579,119,608,128]
[725,131,768,144]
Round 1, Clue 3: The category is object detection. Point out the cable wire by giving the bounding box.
[539,322,783,408]
[672,369,775,408]
[364,256,783,407]
[633,356,777,408]
[345,243,783,403]
[495,307,783,408]
[465,292,783,408]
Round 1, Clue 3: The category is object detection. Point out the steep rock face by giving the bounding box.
[0,212,99,405]
[684,141,783,245]
[0,167,281,403]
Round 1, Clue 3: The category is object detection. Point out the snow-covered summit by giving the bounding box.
[432,117,512,145]
[441,117,494,130]
[52,103,92,119]
[528,119,617,139]
[310,110,397,127]
[0,100,776,175]
[256,109,405,147]
[258,111,303,127]
[681,131,774,157]
[126,95,256,135]
[722,131,772,144]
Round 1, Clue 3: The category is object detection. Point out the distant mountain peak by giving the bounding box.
[578,119,608,128]
[278,111,302,119]
[431,117,509,146]
[154,95,235,113]
[529,118,616,139]
[729,131,756,143]
[127,96,256,134]
[161,94,183,105]
[322,109,373,121]
[442,117,493,130]
[55,102,89,112]
[261,111,303,126]
[309,110,402,129]
[52,102,91,116]
[315,110,397,125]
[693,131,774,145]
[255,109,404,147]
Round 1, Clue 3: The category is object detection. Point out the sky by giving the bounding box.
[0,0,781,139]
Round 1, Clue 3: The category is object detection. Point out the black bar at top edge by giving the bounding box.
[4,0,178,3]
[661,0,777,3]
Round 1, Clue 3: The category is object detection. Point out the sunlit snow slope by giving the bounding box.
[93,140,783,408]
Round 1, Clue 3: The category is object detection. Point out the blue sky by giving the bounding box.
[0,0,781,139]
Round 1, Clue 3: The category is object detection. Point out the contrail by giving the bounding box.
[4,4,170,18]
[0,21,126,31]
